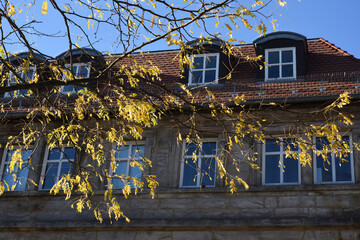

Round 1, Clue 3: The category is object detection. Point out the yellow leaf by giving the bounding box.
[64,6,69,13]
[225,23,232,31]
[42,1,48,15]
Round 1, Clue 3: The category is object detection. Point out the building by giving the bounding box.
[1,32,360,239]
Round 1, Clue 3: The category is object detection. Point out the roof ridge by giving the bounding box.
[319,38,360,64]
[319,38,351,56]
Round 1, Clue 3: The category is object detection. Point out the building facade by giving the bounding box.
[1,32,360,239]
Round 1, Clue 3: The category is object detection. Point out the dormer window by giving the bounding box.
[5,66,36,98]
[61,63,90,93]
[188,53,219,85]
[265,47,296,80]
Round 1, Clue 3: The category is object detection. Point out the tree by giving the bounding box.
[0,0,355,223]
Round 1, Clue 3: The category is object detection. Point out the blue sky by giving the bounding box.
[6,0,360,59]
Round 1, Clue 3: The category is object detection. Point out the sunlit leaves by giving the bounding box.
[42,1,48,15]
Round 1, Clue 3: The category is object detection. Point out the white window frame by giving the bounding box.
[5,66,36,98]
[180,140,217,188]
[39,146,75,190]
[61,63,91,94]
[313,135,354,184]
[188,53,219,85]
[262,139,301,186]
[0,147,32,191]
[110,142,145,189]
[265,47,296,81]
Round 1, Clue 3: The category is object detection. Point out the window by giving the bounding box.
[0,148,32,191]
[314,136,354,184]
[111,144,144,189]
[263,139,300,185]
[180,141,217,188]
[5,66,36,98]
[61,63,90,93]
[265,47,296,80]
[188,53,219,85]
[40,147,75,190]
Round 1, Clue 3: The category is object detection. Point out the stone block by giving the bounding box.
[275,207,308,217]
[194,197,230,209]
[231,197,264,208]
[160,199,194,209]
[142,209,173,219]
[316,196,350,208]
[172,231,212,240]
[131,199,159,209]
[264,197,278,208]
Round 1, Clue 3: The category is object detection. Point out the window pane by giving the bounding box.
[202,142,216,155]
[316,154,332,182]
[283,156,298,183]
[62,85,74,93]
[316,137,330,150]
[112,161,128,189]
[63,147,75,160]
[43,163,59,189]
[265,139,280,152]
[48,148,61,160]
[191,71,203,84]
[2,164,15,191]
[268,51,279,64]
[74,86,84,92]
[193,57,204,69]
[283,140,298,151]
[115,146,129,159]
[78,65,89,78]
[268,66,279,79]
[201,157,215,186]
[335,155,352,182]
[282,64,293,78]
[185,143,198,156]
[131,145,144,158]
[129,160,143,188]
[14,166,29,191]
[25,69,35,81]
[60,162,73,176]
[182,158,198,187]
[204,70,216,83]
[282,50,293,63]
[265,155,280,184]
[205,56,217,69]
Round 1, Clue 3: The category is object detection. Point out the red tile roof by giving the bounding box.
[109,38,360,103]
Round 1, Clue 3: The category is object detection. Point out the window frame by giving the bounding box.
[109,142,145,189]
[5,66,36,98]
[265,47,296,81]
[39,146,76,190]
[188,53,220,85]
[0,147,33,191]
[179,140,218,188]
[262,138,301,186]
[61,63,91,94]
[313,135,354,184]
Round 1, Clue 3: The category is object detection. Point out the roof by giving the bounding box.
[109,38,360,103]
